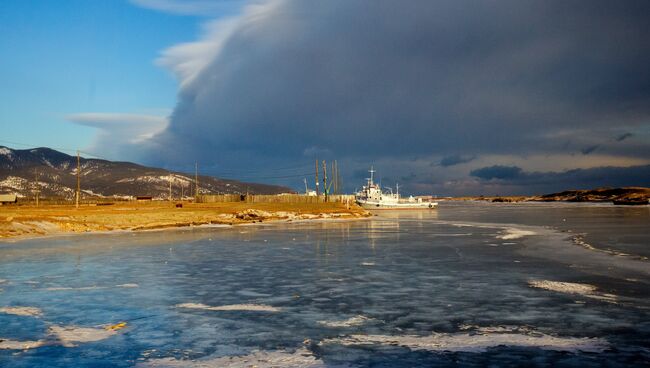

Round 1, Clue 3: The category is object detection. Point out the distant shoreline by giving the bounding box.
[441,187,649,204]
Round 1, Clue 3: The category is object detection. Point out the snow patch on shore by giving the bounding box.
[137,348,327,367]
[176,302,281,312]
[0,306,42,317]
[321,330,608,353]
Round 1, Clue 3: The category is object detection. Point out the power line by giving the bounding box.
[0,139,103,159]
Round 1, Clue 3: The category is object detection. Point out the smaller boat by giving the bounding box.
[355,167,438,209]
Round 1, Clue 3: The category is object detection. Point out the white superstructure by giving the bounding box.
[355,167,438,209]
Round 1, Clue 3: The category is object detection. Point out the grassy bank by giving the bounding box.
[0,201,369,241]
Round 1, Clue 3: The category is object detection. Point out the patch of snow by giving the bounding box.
[176,302,281,312]
[321,330,608,353]
[0,306,43,317]
[497,228,537,240]
[0,338,45,350]
[48,325,117,347]
[136,348,327,368]
[318,315,373,328]
[0,147,14,159]
[0,176,29,191]
[528,280,618,303]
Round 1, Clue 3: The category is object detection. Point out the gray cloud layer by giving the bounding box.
[471,164,650,193]
[130,0,650,194]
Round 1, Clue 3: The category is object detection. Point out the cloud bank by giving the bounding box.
[107,0,650,194]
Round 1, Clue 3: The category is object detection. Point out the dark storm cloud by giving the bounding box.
[135,0,650,192]
[151,0,650,159]
[581,145,600,155]
[471,164,650,191]
[439,155,476,167]
[470,166,523,180]
[616,133,634,142]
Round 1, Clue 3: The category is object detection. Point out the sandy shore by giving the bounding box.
[0,201,369,241]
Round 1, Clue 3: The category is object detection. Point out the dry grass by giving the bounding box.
[0,201,368,240]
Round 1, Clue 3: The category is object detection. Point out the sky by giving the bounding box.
[1,0,649,195]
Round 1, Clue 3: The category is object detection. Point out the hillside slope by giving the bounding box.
[0,146,291,199]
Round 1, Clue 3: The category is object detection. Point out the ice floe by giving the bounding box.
[318,315,373,328]
[321,330,608,353]
[528,280,618,303]
[0,338,46,350]
[0,306,42,317]
[1,324,121,350]
[45,283,139,291]
[137,348,327,367]
[176,303,281,312]
[48,325,118,347]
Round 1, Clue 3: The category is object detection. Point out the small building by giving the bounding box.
[0,194,18,205]
[135,196,153,201]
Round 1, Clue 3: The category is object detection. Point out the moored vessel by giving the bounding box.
[355,167,438,209]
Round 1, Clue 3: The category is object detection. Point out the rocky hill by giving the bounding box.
[529,187,650,203]
[0,146,291,200]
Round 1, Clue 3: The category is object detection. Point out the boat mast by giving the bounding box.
[368,166,375,186]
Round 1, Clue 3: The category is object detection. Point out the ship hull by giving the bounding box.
[357,200,438,210]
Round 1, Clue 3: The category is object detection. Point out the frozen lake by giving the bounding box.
[1,202,649,367]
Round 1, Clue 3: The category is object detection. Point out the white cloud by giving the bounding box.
[156,18,239,87]
[66,112,169,159]
[130,0,243,16]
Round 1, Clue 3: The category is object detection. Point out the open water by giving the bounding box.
[1,202,649,367]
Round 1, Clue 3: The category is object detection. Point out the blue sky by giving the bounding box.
[0,0,214,152]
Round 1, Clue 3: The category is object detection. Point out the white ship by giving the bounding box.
[355,167,438,209]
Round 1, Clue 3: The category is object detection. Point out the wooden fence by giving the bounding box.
[197,194,355,204]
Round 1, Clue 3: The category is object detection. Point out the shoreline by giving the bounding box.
[0,201,370,243]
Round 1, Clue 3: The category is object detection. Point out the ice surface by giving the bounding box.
[1,203,648,367]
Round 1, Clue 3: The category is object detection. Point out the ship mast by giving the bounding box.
[368,166,375,186]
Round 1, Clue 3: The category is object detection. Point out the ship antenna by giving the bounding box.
[369,166,375,185]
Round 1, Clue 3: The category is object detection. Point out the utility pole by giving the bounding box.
[315,160,320,196]
[194,162,199,199]
[322,160,328,202]
[334,160,337,195]
[337,161,342,194]
[34,168,39,207]
[169,173,172,202]
[331,161,335,195]
[76,150,80,208]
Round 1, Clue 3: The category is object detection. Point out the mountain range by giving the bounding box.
[0,146,291,200]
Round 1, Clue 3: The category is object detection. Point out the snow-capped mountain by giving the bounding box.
[0,146,291,199]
